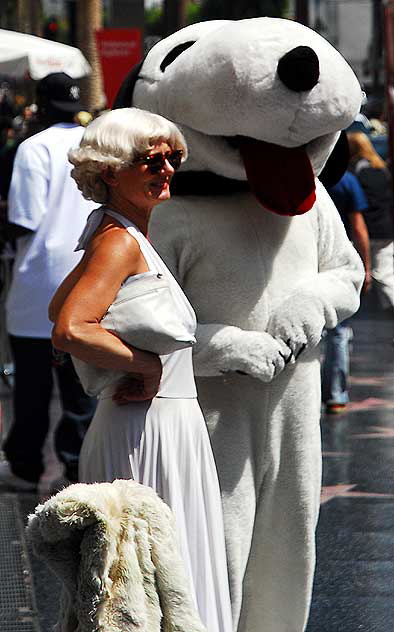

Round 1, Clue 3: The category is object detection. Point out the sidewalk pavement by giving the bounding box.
[0,292,393,632]
[307,291,394,632]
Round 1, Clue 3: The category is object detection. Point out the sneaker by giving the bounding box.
[0,460,37,491]
[325,402,347,415]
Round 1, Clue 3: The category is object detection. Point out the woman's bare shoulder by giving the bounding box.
[86,224,142,269]
[49,225,144,323]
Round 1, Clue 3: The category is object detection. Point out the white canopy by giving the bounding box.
[0,29,91,80]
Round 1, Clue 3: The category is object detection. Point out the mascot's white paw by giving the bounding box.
[267,293,326,359]
[197,326,292,382]
[225,330,292,382]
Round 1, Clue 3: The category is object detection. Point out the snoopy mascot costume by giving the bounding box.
[114,17,364,632]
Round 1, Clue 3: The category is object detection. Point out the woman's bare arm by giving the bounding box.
[51,227,160,379]
[348,210,371,294]
[49,259,87,323]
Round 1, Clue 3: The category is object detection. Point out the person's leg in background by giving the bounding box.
[54,353,96,483]
[2,335,53,484]
[322,320,351,413]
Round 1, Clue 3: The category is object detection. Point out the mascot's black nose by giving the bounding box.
[277,46,320,92]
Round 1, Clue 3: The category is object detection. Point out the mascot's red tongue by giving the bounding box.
[238,137,316,216]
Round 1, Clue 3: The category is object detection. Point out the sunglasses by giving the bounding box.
[134,149,183,174]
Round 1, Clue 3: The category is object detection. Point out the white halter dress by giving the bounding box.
[78,208,232,632]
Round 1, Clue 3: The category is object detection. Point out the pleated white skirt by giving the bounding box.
[79,395,233,632]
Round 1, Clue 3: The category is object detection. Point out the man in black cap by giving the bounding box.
[36,72,82,123]
[1,73,97,492]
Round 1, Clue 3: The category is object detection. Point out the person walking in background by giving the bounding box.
[347,131,394,316]
[0,73,97,492]
[322,170,371,414]
[0,115,17,206]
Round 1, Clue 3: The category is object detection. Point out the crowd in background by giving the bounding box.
[0,80,98,237]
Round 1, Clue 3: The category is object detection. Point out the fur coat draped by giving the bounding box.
[27,479,206,632]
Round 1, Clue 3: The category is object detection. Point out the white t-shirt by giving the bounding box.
[6,123,96,338]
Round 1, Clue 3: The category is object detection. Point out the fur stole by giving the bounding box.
[27,479,206,632]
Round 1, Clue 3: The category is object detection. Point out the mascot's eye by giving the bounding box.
[160,41,196,72]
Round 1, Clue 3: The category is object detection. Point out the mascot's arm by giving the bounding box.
[192,323,292,382]
[268,180,364,358]
[149,200,291,382]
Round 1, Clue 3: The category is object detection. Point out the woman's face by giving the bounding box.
[109,141,177,211]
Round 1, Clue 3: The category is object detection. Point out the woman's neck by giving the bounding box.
[105,196,153,235]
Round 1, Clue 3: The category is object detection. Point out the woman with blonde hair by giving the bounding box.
[347,131,386,168]
[347,131,394,313]
[49,107,232,632]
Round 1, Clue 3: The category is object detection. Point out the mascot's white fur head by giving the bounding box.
[115,18,363,216]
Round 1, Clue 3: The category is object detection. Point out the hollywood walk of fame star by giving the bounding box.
[349,376,393,386]
[352,425,394,439]
[347,397,394,412]
[321,484,394,505]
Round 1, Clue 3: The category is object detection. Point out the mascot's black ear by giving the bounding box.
[319,131,350,188]
[112,60,144,109]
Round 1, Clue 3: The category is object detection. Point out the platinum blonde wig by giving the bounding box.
[69,107,188,204]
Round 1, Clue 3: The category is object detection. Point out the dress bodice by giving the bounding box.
[76,207,197,398]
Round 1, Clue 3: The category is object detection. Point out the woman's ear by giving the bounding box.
[101,167,119,187]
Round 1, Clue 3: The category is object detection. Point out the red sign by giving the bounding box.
[96,28,142,108]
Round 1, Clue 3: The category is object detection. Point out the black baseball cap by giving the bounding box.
[37,72,82,113]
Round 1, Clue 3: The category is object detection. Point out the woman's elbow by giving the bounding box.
[51,322,81,352]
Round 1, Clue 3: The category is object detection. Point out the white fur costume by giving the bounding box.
[116,18,365,632]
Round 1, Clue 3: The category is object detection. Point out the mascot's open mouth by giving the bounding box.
[234,136,316,216]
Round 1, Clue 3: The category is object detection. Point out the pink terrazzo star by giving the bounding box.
[352,425,394,439]
[321,484,394,505]
[349,376,393,386]
[347,397,394,412]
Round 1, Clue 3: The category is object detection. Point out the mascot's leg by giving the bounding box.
[239,360,322,632]
[197,375,268,627]
[198,358,322,632]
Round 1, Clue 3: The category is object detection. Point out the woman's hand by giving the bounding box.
[112,351,162,404]
[362,269,372,294]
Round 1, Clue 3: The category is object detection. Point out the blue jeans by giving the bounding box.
[321,321,351,405]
